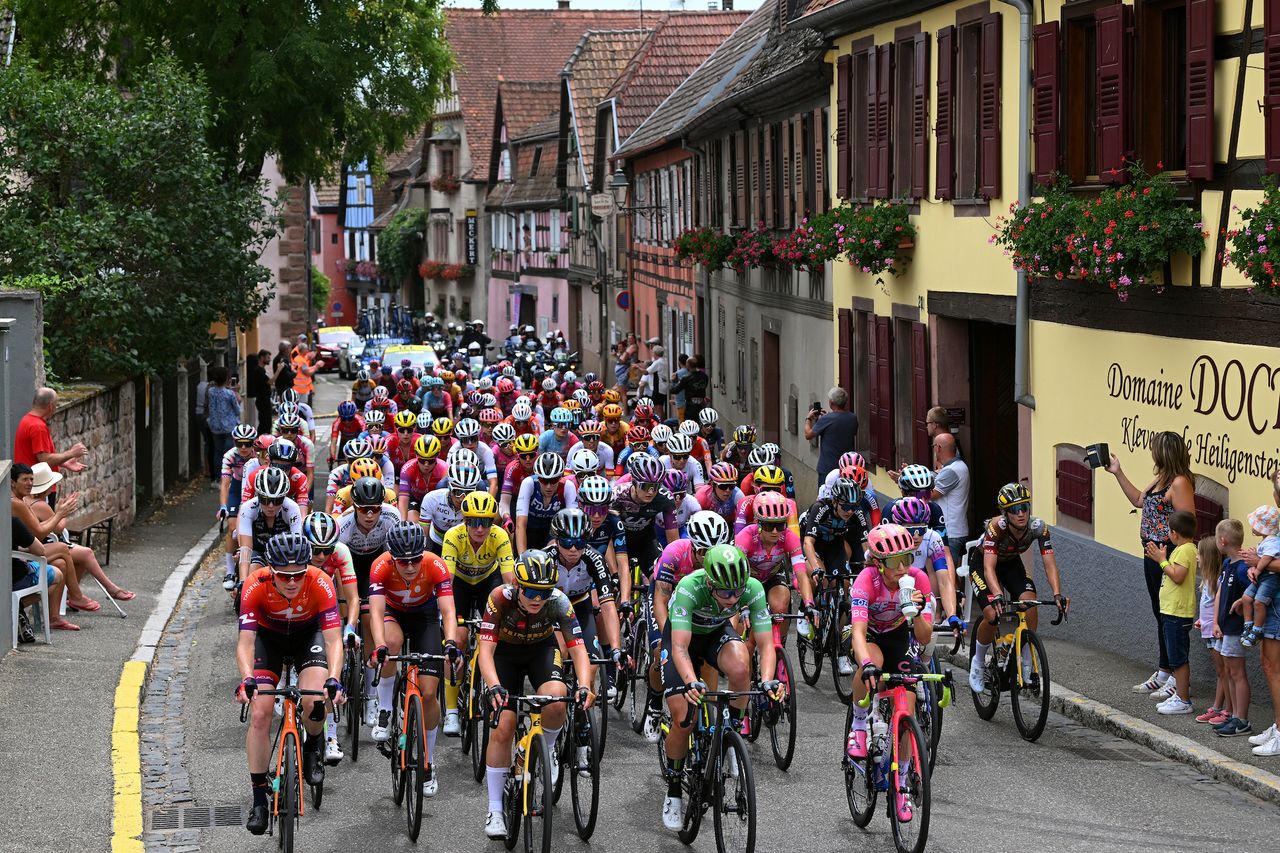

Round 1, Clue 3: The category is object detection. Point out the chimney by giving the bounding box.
[721,0,732,8]
[670,0,685,8]
[707,0,720,8]
[557,0,569,8]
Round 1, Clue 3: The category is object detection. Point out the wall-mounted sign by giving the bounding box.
[465,209,478,266]
[616,290,630,311]
[591,193,615,218]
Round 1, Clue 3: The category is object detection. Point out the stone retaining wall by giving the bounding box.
[48,381,137,528]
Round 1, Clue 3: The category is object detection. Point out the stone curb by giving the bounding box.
[944,647,1280,805]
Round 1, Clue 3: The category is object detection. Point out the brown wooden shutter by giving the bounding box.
[1186,0,1215,179]
[836,54,851,200]
[793,115,804,221]
[735,130,747,226]
[911,32,930,200]
[1056,459,1093,523]
[869,315,894,467]
[781,119,792,228]
[1267,0,1280,173]
[1096,3,1132,184]
[814,108,827,213]
[911,321,930,466]
[1194,493,1225,540]
[935,25,955,200]
[838,308,852,395]
[979,12,1002,199]
[872,44,893,198]
[763,124,775,228]
[749,127,760,225]
[1032,21,1060,187]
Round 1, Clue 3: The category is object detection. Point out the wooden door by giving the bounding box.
[762,330,781,444]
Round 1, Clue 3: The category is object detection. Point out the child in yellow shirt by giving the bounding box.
[1145,510,1199,715]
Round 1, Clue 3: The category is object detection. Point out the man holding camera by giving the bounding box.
[804,387,858,482]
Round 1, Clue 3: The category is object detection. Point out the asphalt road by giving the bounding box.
[146,376,1279,852]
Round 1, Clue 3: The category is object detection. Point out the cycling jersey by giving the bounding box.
[912,528,950,573]
[514,478,578,530]
[367,551,453,614]
[501,459,534,497]
[980,515,1053,561]
[667,570,769,635]
[284,434,315,471]
[447,440,498,479]
[478,584,583,646]
[335,504,404,556]
[850,565,933,634]
[612,485,678,542]
[421,389,453,419]
[316,541,358,588]
[653,539,701,587]
[294,401,316,435]
[694,483,744,527]
[589,441,615,473]
[331,415,367,459]
[734,525,805,582]
[800,499,867,568]
[537,429,579,459]
[440,522,515,584]
[601,423,630,455]
[740,467,796,500]
[236,497,303,556]
[241,463,309,507]
[387,436,419,472]
[585,513,627,558]
[327,458,396,497]
[614,444,659,476]
[720,442,755,467]
[545,544,614,604]
[660,455,706,488]
[398,457,448,507]
[503,415,542,437]
[732,492,799,536]
[818,468,880,509]
[220,447,255,482]
[331,483,396,513]
[670,493,701,529]
[238,567,340,634]
[364,397,399,417]
[419,487,465,545]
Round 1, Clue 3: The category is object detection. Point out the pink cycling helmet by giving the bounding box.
[866,523,915,559]
[754,492,790,523]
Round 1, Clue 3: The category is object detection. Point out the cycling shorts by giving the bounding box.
[659,620,741,694]
[385,610,443,677]
[252,627,327,684]
[452,571,503,625]
[971,558,1037,609]
[866,623,915,675]
[493,638,563,704]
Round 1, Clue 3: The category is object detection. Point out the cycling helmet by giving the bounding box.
[746,446,773,469]
[440,369,456,383]
[497,377,515,394]
[451,449,482,472]
[587,380,605,395]
[838,451,866,471]
[578,475,613,506]
[349,458,383,481]
[627,425,651,445]
[542,378,557,392]
[634,396,654,410]
[368,435,390,456]
[734,424,757,445]
[651,424,673,444]
[254,435,275,452]
[898,464,935,493]
[394,410,418,430]
[842,464,870,491]
[550,407,574,426]
[351,477,386,507]
[425,375,444,389]
[479,407,503,424]
[688,511,731,550]
[632,403,654,423]
[552,508,590,540]
[699,407,720,426]
[562,399,581,413]
[265,532,311,568]
[866,523,916,560]
[386,521,427,560]
[345,437,375,460]
[759,442,780,461]
[447,462,484,492]
[678,420,701,438]
[663,469,688,494]
[410,435,440,461]
[513,434,539,454]
[431,417,454,437]
[997,482,1032,512]
[268,439,298,467]
[492,422,517,444]
[416,411,433,431]
[666,433,693,456]
[232,424,257,442]
[568,447,599,477]
[365,409,386,428]
[276,401,300,419]
[480,393,499,409]
[302,512,339,548]
[275,412,303,433]
[533,452,566,480]
[455,418,481,440]
[564,371,577,384]
[461,491,498,519]
[828,477,862,505]
[256,467,291,500]
[397,379,414,396]
[573,389,592,408]
[477,377,494,391]
[511,399,533,421]
[601,403,623,421]
[753,464,786,489]
[513,550,558,589]
[279,389,298,405]
[709,462,739,485]
[703,544,749,590]
[602,389,621,404]
[338,401,358,420]
[754,491,790,522]
[356,370,370,382]
[890,496,931,526]
[373,385,389,401]
[456,370,469,382]
[628,454,664,484]
[577,420,601,437]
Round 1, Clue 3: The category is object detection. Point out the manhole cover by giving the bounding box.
[147,804,245,832]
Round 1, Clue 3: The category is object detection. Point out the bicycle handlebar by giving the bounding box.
[371,651,460,688]
[992,597,1069,626]
[238,686,327,722]
[855,670,953,708]
[669,687,764,728]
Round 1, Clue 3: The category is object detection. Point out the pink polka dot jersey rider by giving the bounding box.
[734,524,805,583]
[850,565,934,634]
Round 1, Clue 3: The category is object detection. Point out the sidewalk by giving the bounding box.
[0,480,220,853]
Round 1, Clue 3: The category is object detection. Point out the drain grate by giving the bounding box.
[148,804,245,832]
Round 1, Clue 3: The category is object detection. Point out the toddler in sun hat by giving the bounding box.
[1240,504,1280,648]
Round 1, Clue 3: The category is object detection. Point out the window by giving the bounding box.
[498,148,511,182]
[949,12,1000,200]
[439,148,455,178]
[432,220,449,258]
[530,146,543,177]
[1136,0,1187,172]
[956,23,983,198]
[552,293,559,322]
[1063,11,1101,181]
[893,36,915,199]
[717,300,727,389]
[729,134,740,226]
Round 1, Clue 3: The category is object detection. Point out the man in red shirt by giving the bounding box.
[15,388,87,499]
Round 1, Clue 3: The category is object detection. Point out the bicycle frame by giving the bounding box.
[493,694,573,814]
[991,600,1064,688]
[240,675,327,822]
[379,652,454,770]
[856,671,952,789]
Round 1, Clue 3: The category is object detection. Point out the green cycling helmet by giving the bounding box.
[703,544,750,591]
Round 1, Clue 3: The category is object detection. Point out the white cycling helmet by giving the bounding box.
[687,511,731,550]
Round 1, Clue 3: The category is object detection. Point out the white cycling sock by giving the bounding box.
[363,666,376,697]
[377,676,395,712]
[426,726,438,763]
[486,766,509,812]
[972,641,990,666]
[326,713,336,738]
[542,726,563,752]
[225,553,235,574]
[850,703,869,731]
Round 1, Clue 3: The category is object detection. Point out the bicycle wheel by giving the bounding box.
[391,677,407,805]
[888,715,931,853]
[629,620,651,734]
[502,770,520,851]
[405,695,425,841]
[470,676,489,783]
[1009,628,1050,742]
[278,733,298,853]
[970,631,1001,721]
[713,729,755,853]
[570,713,601,840]
[523,733,553,853]
[656,712,674,779]
[843,703,876,827]
[611,615,632,714]
[677,760,704,844]
[459,664,475,756]
[768,648,798,771]
[797,622,824,686]
[831,605,854,703]
[592,664,610,756]
[344,659,362,764]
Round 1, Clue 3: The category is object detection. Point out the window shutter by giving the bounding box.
[1032,21,1061,187]
[872,43,893,199]
[838,308,852,395]
[836,54,851,200]
[793,115,804,220]
[764,124,775,228]
[911,321,930,466]
[935,25,955,200]
[1267,0,1280,173]
[781,119,792,228]
[911,32,930,200]
[814,108,827,213]
[735,130,747,226]
[979,12,1002,199]
[1055,459,1093,523]
[1186,0,1215,180]
[750,127,761,225]
[870,316,894,467]
[1096,3,1132,184]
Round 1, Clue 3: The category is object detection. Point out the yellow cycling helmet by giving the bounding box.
[394,410,418,430]
[461,491,498,519]
[431,417,454,437]
[512,550,558,589]
[413,434,442,461]
[440,369,456,382]
[513,433,539,454]
[754,464,786,488]
[601,403,623,420]
[349,458,383,480]
[602,389,621,404]
[562,398,580,411]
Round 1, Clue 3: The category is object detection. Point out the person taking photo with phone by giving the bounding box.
[804,387,858,482]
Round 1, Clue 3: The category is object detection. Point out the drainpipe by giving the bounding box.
[1000,0,1035,410]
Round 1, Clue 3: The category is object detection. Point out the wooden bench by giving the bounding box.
[66,511,118,566]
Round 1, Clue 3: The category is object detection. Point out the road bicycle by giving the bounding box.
[339,629,364,763]
[610,559,646,716]
[489,693,583,853]
[845,668,953,853]
[454,615,493,783]
[795,564,859,701]
[374,648,454,842]
[548,676,604,840]
[969,597,1066,742]
[624,585,660,736]
[564,648,613,756]
[743,614,801,771]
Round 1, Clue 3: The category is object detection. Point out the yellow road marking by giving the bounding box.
[112,660,147,852]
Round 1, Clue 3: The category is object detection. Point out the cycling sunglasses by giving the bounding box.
[580,435,600,442]
[394,557,423,567]
[235,441,255,448]
[260,497,285,506]
[711,586,745,600]
[311,546,334,558]
[460,436,479,443]
[518,585,555,601]
[1005,503,1031,515]
[879,552,913,569]
[356,505,382,514]
[518,452,538,460]
[396,427,415,433]
[758,521,786,532]
[835,501,857,512]
[636,482,660,493]
[538,477,562,486]
[713,481,734,490]
[558,537,588,550]
[583,504,610,516]
[906,525,928,537]
[272,568,307,580]
[670,453,689,461]
[465,518,493,529]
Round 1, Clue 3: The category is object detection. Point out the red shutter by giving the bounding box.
[911,32,930,200]
[837,54,851,200]
[1186,0,1215,179]
[735,130,747,226]
[911,321,930,465]
[1056,460,1093,523]
[1194,494,1225,540]
[1096,3,1132,184]
[1032,22,1060,186]
[764,124,775,228]
[935,25,955,200]
[1267,0,1280,173]
[838,308,852,395]
[979,12,1002,199]
[793,115,804,220]
[874,44,893,199]
[814,108,827,213]
[869,315,894,467]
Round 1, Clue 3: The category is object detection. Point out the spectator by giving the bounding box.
[672,353,690,421]
[931,432,970,567]
[205,366,241,475]
[669,354,711,425]
[193,373,215,481]
[1106,431,1197,695]
[272,342,296,399]
[1143,509,1198,715]
[9,463,79,632]
[614,332,638,390]
[247,350,273,435]
[14,387,88,502]
[643,344,670,417]
[804,387,859,482]
[292,342,318,406]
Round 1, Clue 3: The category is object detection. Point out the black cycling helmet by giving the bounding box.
[268,438,298,467]
[386,521,427,560]
[552,508,589,540]
[513,549,558,589]
[350,476,386,508]
[255,466,291,500]
[265,532,312,567]
[997,482,1032,512]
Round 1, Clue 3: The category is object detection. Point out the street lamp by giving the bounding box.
[609,167,665,219]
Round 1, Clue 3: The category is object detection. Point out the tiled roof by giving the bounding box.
[444,8,658,179]
[606,11,751,150]
[561,29,653,180]
[497,80,561,142]
[493,96,560,209]
[315,179,342,210]
[613,4,773,160]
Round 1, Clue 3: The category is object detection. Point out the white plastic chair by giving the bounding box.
[11,549,53,647]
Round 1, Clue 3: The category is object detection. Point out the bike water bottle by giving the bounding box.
[898,574,919,620]
[870,716,889,757]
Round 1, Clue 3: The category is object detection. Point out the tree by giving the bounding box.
[0,56,278,380]
[378,208,428,285]
[13,0,470,185]
[311,265,332,314]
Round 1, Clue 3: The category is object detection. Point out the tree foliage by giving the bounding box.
[13,0,466,184]
[311,265,332,314]
[379,208,428,285]
[0,57,278,380]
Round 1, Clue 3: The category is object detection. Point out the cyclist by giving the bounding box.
[536,377,562,422]
[801,476,868,676]
[330,400,367,466]
[388,410,420,471]
[567,446,601,484]
[235,468,304,587]
[241,438,309,511]
[350,370,377,410]
[450,418,500,496]
[325,437,372,512]
[329,458,395,515]
[490,421,518,475]
[397,435,447,523]
[275,412,315,493]
[430,416,455,458]
[736,491,816,648]
[694,462,744,528]
[882,464,947,535]
[393,378,417,413]
[576,419,614,474]
[650,423,673,458]
[547,508,622,691]
[890,496,961,629]
[302,512,360,764]
[614,424,657,476]
[577,475,629,593]
[218,424,258,589]
[719,423,757,467]
[504,397,541,437]
[439,491,515,735]
[695,407,724,463]
[335,477,405,602]
[235,532,345,835]
[367,522,459,797]
[664,469,701,531]
[600,402,630,456]
[498,433,539,521]
[538,406,579,459]
[613,454,680,581]
[733,464,799,537]
[818,451,877,504]
[514,452,578,552]
[478,551,595,838]
[660,432,705,489]
[660,544,779,831]
[420,375,454,419]
[420,460,485,552]
[277,388,317,442]
[365,384,398,418]
[968,484,1068,692]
